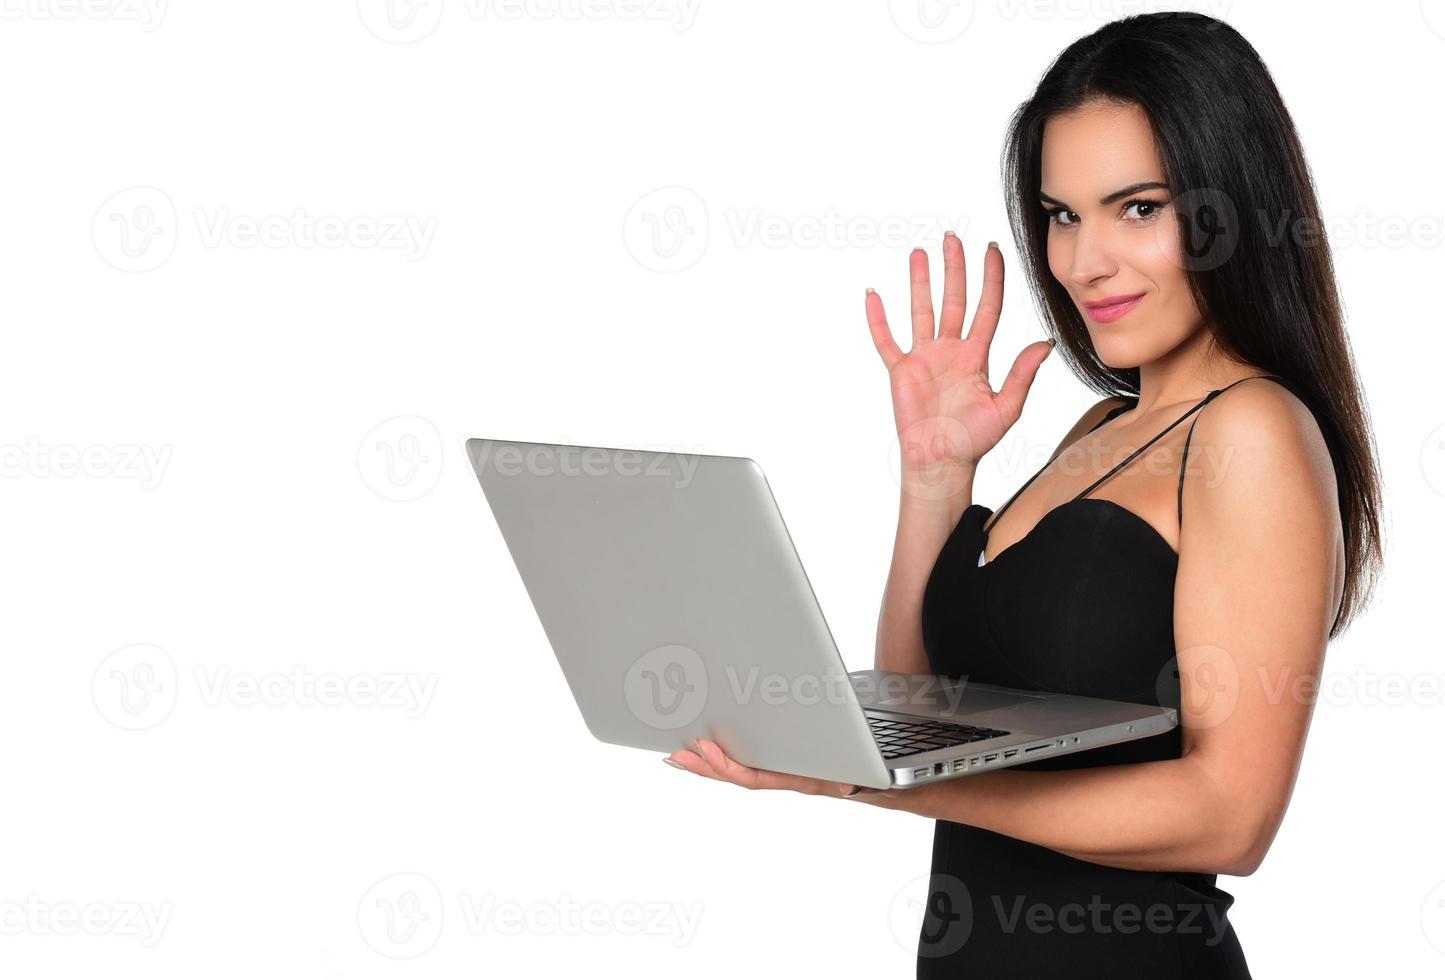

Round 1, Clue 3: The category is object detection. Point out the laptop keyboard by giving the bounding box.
[867,714,1010,761]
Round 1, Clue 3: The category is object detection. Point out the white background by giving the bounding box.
[2,0,1442,976]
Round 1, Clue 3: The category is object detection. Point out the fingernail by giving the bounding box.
[663,758,685,770]
[866,286,876,295]
[944,230,957,239]
[988,240,999,250]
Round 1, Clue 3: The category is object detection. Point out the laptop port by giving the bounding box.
[913,767,929,779]
[934,762,946,775]
[983,753,998,763]
[953,760,966,773]
[1024,742,1051,753]
[1003,749,1018,759]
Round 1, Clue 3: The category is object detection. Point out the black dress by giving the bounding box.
[916,374,1340,978]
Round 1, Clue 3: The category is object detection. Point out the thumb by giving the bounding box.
[995,338,1055,425]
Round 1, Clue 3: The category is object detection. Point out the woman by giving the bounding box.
[664,12,1383,976]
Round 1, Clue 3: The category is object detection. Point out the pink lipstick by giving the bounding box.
[1083,292,1146,323]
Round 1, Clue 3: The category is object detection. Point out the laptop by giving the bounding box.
[467,438,1178,790]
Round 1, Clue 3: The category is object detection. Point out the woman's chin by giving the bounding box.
[1087,339,1147,372]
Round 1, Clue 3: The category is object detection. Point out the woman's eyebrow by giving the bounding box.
[1038,181,1170,209]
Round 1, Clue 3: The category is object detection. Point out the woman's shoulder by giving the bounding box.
[1185,375,1341,524]
[1049,394,1134,456]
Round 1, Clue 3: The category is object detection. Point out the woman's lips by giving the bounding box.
[1083,293,1146,323]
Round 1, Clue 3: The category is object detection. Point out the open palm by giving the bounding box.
[867,234,1054,478]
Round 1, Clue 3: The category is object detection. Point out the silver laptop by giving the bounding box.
[467,438,1177,791]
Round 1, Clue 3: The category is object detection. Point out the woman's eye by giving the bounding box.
[1048,208,1078,227]
[1124,199,1165,221]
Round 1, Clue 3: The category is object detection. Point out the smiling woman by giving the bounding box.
[666,10,1384,979]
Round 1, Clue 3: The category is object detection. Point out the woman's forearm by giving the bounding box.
[874,464,976,674]
[868,751,1260,876]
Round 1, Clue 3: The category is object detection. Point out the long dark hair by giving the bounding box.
[1001,11,1382,637]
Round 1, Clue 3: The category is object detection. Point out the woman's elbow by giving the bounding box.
[1212,811,1276,877]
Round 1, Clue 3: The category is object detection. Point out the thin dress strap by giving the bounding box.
[981,398,1132,535]
[982,376,1283,536]
[1177,374,1287,527]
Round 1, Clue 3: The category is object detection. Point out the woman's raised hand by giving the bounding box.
[866,233,1054,489]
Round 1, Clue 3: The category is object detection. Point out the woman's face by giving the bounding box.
[1040,100,1204,369]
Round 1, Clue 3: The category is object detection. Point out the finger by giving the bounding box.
[995,339,1055,426]
[908,248,935,349]
[693,739,835,794]
[693,738,762,789]
[668,748,727,781]
[937,231,967,340]
[965,241,1006,346]
[865,288,904,370]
